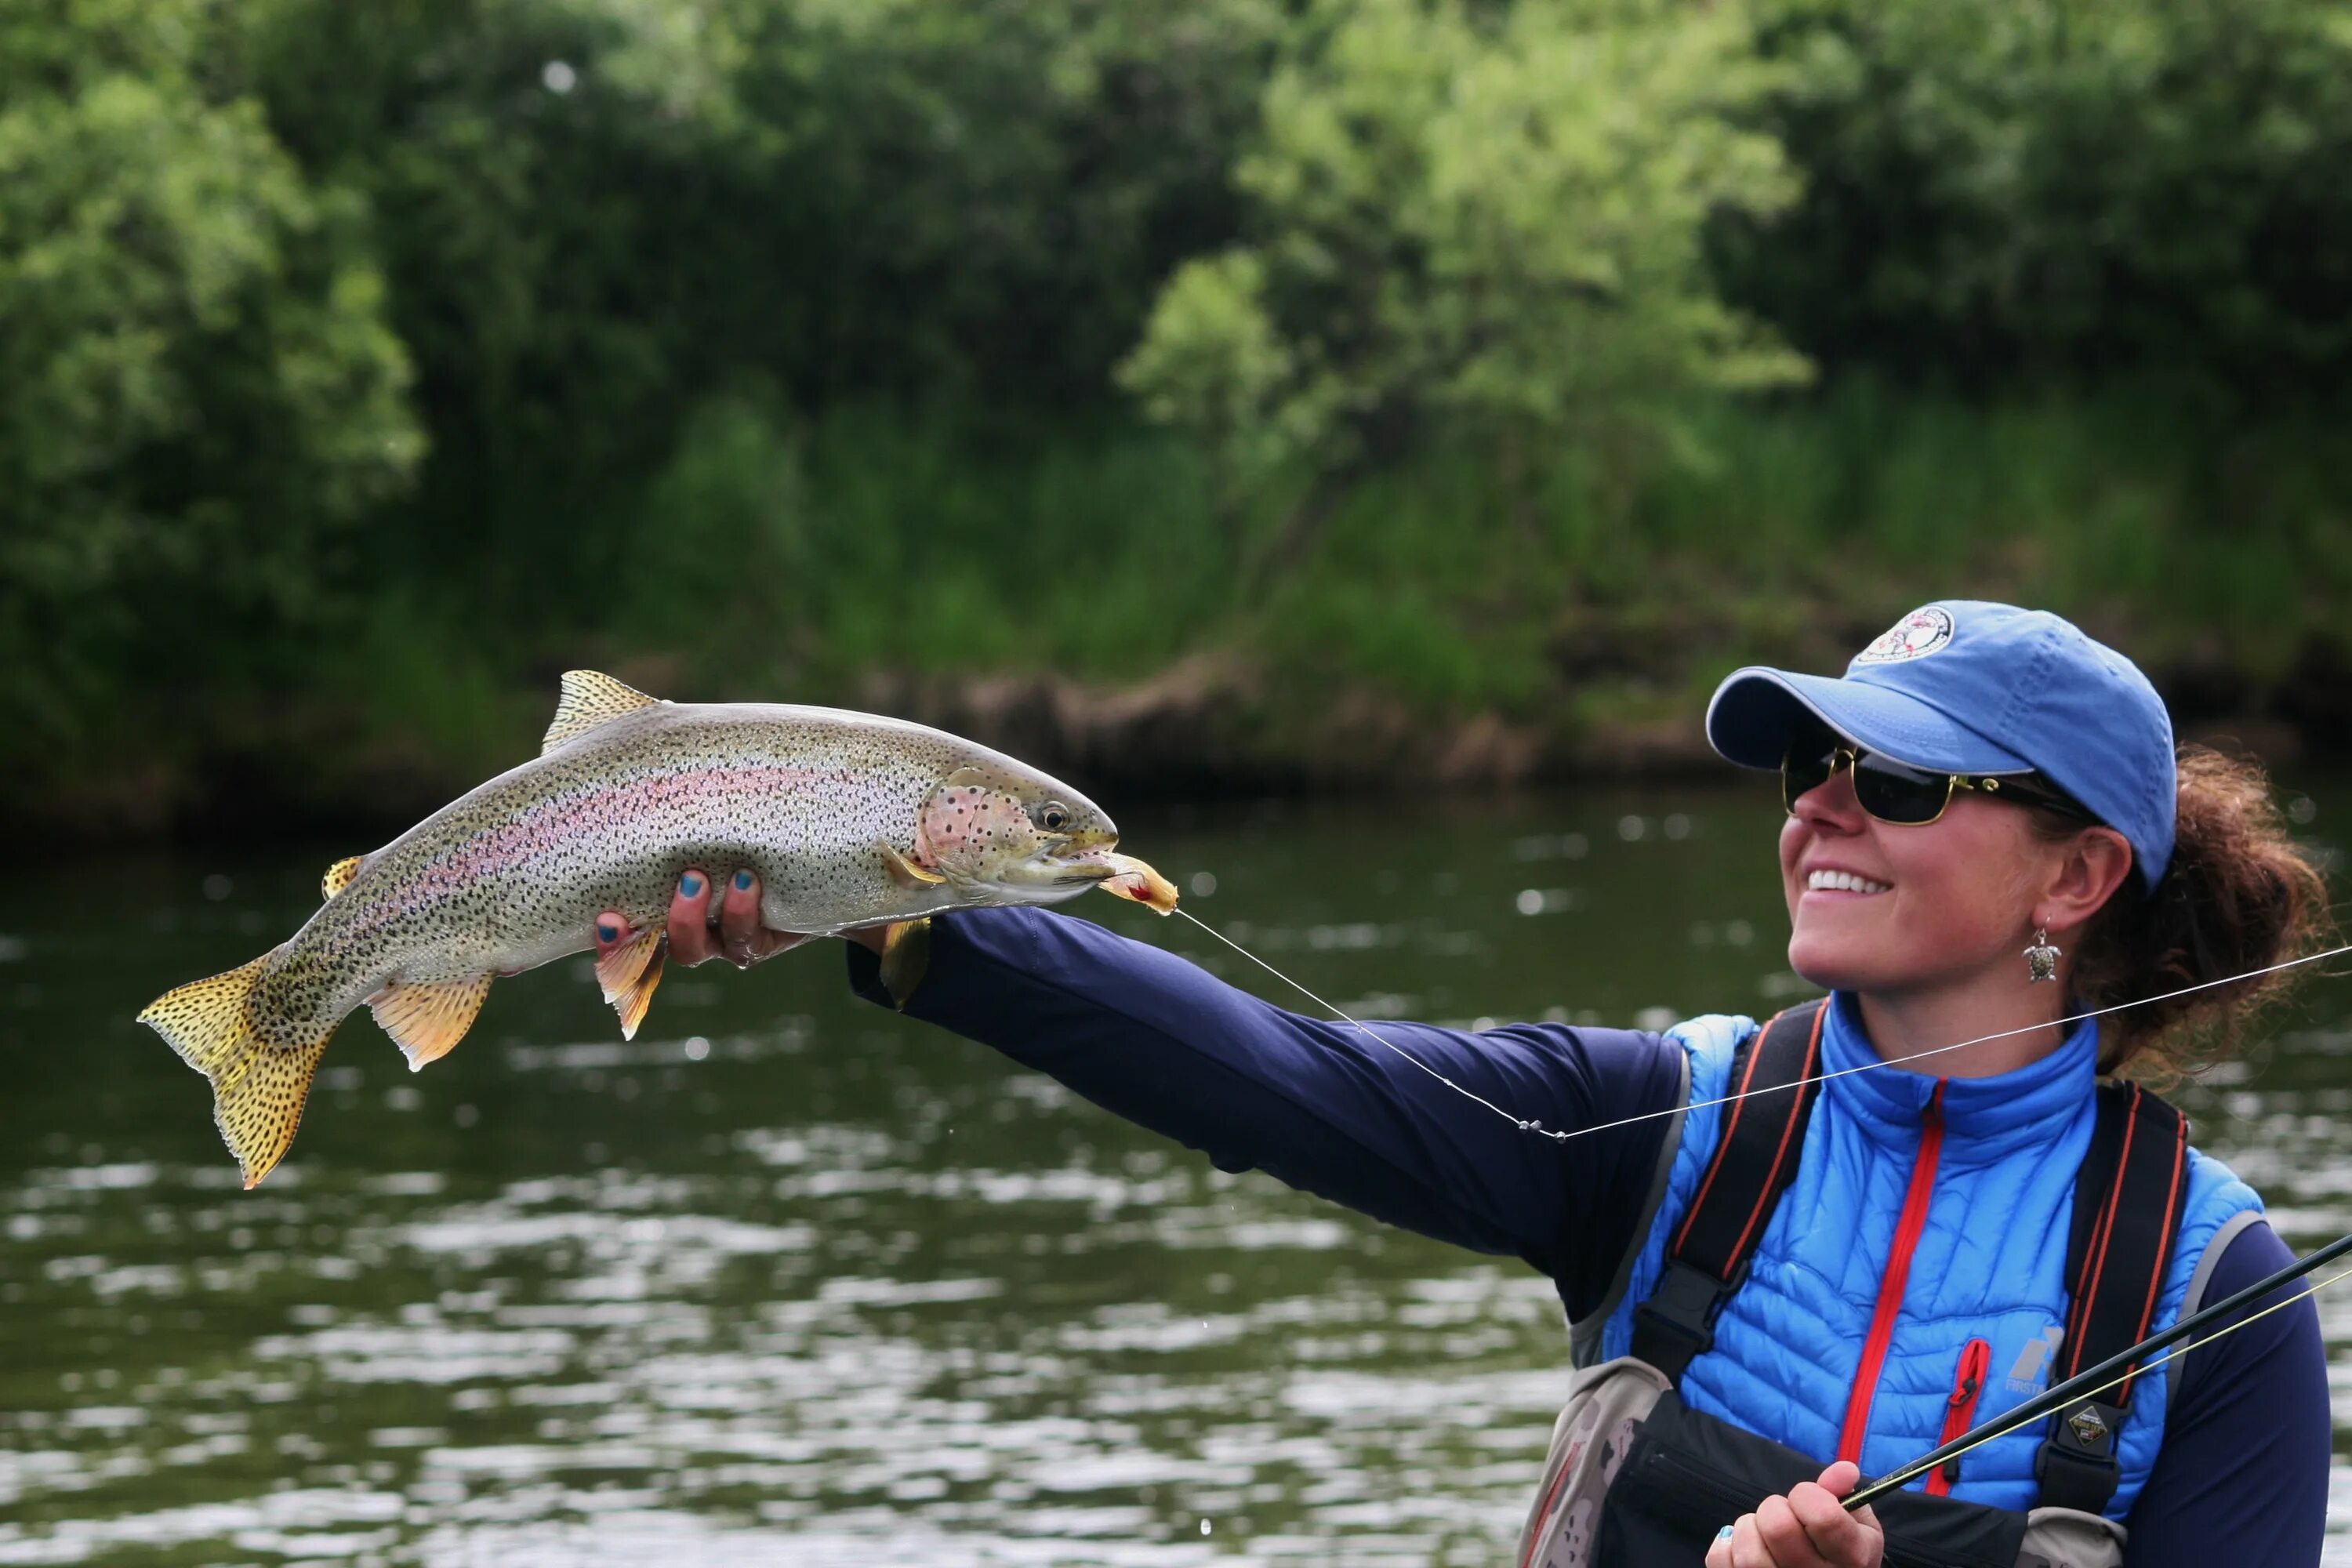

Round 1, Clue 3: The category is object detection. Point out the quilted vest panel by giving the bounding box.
[1595,995,2259,1519]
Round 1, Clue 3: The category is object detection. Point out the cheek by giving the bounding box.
[1878,818,2035,932]
[1777,817,1807,879]
[917,789,1039,873]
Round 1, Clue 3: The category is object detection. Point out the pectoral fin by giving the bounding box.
[369,975,493,1072]
[877,838,946,889]
[593,927,666,1041]
[321,856,366,900]
[880,918,932,1010]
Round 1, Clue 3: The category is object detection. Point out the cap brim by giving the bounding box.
[1705,667,2034,775]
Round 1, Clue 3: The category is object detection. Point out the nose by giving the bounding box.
[1791,764,1867,833]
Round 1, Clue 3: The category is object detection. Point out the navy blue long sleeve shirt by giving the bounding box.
[846,906,2328,1565]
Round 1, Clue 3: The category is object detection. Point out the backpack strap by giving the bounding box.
[1634,1000,1829,1383]
[2034,1082,2190,1515]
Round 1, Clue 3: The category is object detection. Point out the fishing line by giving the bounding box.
[1846,1254,2352,1512]
[1178,904,2352,1520]
[1173,907,1548,1133]
[1171,904,2352,1148]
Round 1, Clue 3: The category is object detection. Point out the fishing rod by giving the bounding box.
[1843,1231,2352,1512]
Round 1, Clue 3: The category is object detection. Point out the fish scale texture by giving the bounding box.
[140,677,1129,1187]
[1595,995,2259,1519]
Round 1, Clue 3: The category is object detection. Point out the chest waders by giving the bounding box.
[1515,1001,2192,1568]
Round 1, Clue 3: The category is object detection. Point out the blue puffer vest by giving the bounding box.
[1592,994,2260,1518]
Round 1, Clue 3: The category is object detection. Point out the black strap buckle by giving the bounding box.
[1633,1259,1738,1379]
[2034,1399,2122,1515]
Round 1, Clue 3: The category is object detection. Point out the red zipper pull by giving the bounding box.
[1926,1338,1991,1497]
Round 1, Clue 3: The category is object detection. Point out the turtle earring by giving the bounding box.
[2024,925,2061,984]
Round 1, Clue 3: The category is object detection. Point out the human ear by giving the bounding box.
[2036,826,2135,935]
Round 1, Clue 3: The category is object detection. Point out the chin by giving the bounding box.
[1784,935,1876,996]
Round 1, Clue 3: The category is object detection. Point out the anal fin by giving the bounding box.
[370,975,492,1072]
[880,917,932,1010]
[594,927,666,1040]
[321,856,366,900]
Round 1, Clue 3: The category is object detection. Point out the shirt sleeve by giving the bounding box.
[844,904,1686,1316]
[2121,1218,2329,1566]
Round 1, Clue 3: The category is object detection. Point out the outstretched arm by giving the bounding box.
[847,903,1686,1308]
[597,876,1688,1310]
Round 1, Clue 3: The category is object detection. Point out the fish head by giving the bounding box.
[916,761,1120,899]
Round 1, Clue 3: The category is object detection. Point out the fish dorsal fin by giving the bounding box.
[369,975,492,1072]
[321,855,366,900]
[543,670,660,753]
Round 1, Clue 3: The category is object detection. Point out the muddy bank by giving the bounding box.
[18,644,2346,848]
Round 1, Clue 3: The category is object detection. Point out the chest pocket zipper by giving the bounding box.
[1926,1337,1991,1497]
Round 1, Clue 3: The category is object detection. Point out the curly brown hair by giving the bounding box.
[2031,745,2338,1079]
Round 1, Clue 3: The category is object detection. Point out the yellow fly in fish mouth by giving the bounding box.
[136,670,1177,1189]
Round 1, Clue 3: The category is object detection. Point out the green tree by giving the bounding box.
[1120,0,1808,583]
[0,0,418,764]
[1715,0,2352,396]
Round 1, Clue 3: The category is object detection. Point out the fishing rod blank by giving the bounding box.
[1846,1229,2352,1512]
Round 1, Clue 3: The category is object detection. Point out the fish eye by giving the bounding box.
[1036,801,1069,832]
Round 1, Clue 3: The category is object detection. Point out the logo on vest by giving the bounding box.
[1852,605,1955,665]
[2004,1323,2064,1396]
[2067,1404,2111,1450]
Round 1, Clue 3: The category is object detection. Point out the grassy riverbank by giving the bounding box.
[28,383,2350,840]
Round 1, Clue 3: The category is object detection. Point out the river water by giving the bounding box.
[4,782,2349,1565]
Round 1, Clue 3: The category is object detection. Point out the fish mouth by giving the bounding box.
[1041,836,1124,886]
[1035,844,1175,905]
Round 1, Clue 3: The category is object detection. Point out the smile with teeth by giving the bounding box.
[1807,868,1891,895]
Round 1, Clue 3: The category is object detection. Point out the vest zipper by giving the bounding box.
[1836,1082,1947,1466]
[1924,1337,1989,1497]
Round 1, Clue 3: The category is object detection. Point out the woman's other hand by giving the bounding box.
[592,868,884,967]
[1703,1462,1884,1568]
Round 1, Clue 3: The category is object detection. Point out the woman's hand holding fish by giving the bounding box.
[1703,1463,1882,1568]
[593,869,879,970]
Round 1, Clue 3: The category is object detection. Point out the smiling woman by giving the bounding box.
[596,602,2333,1568]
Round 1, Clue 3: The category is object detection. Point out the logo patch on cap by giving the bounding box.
[1853,606,1955,665]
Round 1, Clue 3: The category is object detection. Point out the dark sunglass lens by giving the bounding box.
[1851,755,1952,824]
[1780,744,1835,810]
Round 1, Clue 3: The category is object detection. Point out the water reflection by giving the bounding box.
[2,785,2348,1563]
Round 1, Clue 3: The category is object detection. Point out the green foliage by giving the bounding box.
[1122,0,1809,499]
[1716,0,2352,395]
[0,0,418,753]
[6,0,2352,829]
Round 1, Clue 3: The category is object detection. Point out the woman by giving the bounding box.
[593,602,2332,1566]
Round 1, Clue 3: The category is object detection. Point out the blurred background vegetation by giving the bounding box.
[8,0,2352,836]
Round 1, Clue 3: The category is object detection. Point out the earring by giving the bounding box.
[2024,926,2061,985]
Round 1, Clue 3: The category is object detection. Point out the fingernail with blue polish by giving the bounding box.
[681,873,702,897]
[733,869,753,891]
[597,920,618,943]
[1715,1526,1735,1543]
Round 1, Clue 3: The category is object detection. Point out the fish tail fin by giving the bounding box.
[137,951,332,1190]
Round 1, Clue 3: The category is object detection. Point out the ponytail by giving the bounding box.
[2043,746,2336,1078]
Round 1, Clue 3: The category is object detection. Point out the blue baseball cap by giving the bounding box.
[1704,601,2175,889]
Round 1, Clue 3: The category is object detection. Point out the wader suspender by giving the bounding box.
[2035,1083,2190,1515]
[1632,1000,1828,1381]
[1630,1007,2189,1513]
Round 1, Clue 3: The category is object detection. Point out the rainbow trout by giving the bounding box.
[139,671,1178,1188]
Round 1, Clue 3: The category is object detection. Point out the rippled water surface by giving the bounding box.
[5,782,2350,1564]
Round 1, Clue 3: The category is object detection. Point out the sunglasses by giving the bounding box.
[1781,734,2092,827]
